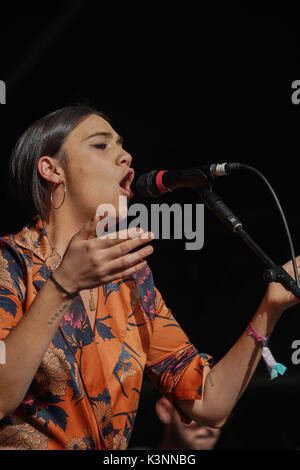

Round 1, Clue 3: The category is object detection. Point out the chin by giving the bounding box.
[95,197,128,231]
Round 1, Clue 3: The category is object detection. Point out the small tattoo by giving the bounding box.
[208,372,214,387]
[48,304,69,325]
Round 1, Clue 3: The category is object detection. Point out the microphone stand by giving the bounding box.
[194,186,300,300]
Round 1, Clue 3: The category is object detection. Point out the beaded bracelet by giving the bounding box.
[247,321,287,380]
[49,273,78,298]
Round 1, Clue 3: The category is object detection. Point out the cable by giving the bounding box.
[238,164,300,288]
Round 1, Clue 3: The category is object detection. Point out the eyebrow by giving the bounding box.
[85,132,123,144]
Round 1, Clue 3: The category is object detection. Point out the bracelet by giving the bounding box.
[49,272,78,298]
[247,321,286,380]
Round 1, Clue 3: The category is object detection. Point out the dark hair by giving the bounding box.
[9,104,109,219]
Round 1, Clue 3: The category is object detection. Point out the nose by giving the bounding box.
[116,150,132,167]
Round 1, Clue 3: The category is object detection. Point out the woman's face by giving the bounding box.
[62,114,134,221]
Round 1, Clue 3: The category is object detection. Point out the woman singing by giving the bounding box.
[0,105,298,450]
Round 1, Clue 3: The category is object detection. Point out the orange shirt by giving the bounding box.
[0,215,212,450]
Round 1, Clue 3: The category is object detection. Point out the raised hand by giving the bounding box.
[53,215,154,294]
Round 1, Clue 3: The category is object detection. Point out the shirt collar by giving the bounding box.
[14,214,54,262]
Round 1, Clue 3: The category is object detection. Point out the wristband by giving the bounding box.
[247,321,287,380]
[49,272,78,298]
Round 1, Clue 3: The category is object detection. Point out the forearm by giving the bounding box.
[0,277,73,418]
[176,299,283,427]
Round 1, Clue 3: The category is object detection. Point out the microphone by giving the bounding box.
[135,163,241,197]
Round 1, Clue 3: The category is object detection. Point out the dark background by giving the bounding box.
[1,2,300,449]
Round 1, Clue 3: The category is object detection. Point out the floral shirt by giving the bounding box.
[0,215,212,450]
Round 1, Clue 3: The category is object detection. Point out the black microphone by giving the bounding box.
[135,163,241,197]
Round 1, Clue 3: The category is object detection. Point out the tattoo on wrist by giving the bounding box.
[48,304,69,325]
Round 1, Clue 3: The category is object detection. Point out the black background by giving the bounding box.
[1,2,300,449]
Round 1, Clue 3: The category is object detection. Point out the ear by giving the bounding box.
[37,156,65,184]
[155,396,174,425]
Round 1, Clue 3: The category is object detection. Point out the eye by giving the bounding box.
[92,143,108,150]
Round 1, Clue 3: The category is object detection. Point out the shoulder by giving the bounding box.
[0,235,30,271]
[0,235,28,296]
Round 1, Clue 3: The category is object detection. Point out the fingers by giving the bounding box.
[104,244,154,275]
[90,228,154,260]
[103,232,154,261]
[74,216,150,247]
[282,255,300,278]
[71,220,155,288]
[101,260,149,283]
[97,227,148,246]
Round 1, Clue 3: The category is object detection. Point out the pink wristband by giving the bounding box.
[247,321,269,343]
[247,321,286,380]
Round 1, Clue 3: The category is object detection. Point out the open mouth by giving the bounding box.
[119,168,135,198]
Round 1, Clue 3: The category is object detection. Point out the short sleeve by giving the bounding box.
[145,287,213,423]
[0,240,26,340]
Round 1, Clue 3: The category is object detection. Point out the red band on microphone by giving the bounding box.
[156,170,168,193]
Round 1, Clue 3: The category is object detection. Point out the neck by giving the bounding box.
[43,205,91,256]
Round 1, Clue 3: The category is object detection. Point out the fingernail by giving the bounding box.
[141,231,154,239]
[128,227,144,239]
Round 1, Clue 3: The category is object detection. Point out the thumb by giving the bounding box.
[73,214,100,241]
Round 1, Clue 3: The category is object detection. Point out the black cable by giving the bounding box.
[238,164,300,288]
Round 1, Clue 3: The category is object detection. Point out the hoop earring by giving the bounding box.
[50,181,66,209]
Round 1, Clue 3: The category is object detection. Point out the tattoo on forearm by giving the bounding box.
[208,371,215,387]
[48,304,69,325]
